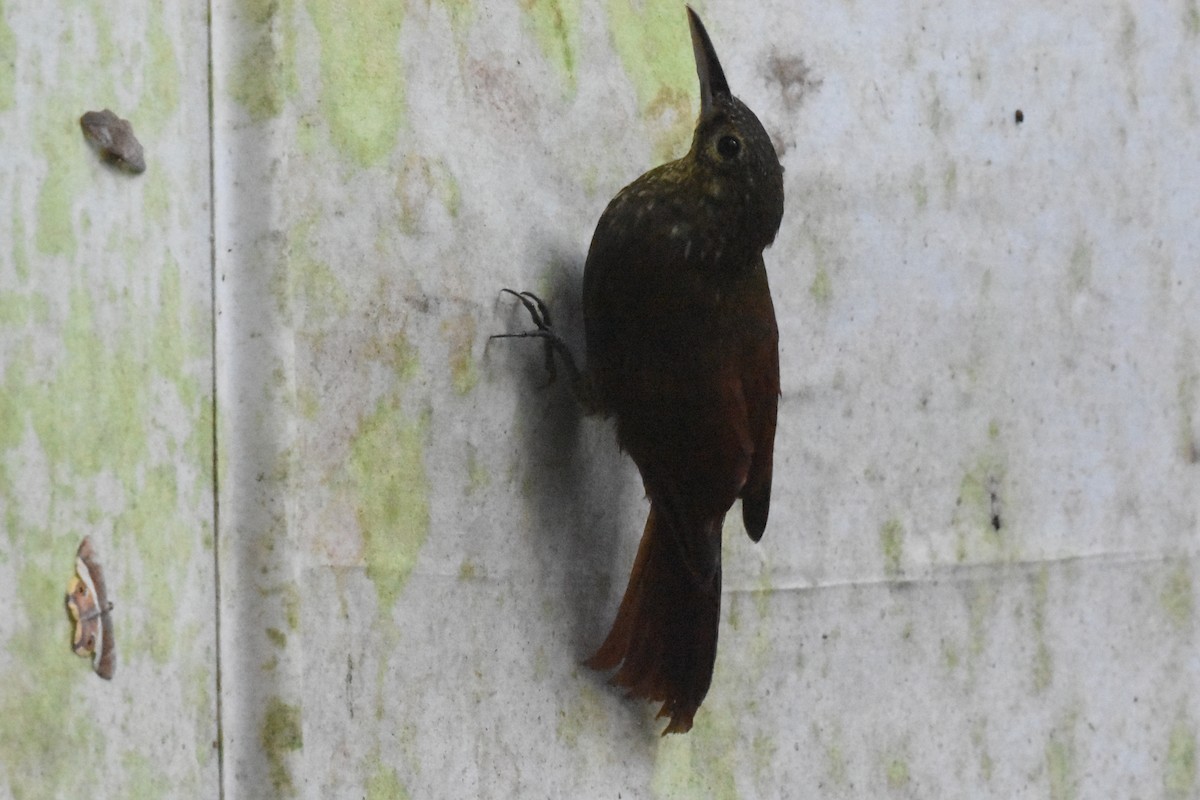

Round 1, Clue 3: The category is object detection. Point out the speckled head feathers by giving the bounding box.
[684,8,785,255]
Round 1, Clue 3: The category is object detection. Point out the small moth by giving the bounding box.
[65,536,115,680]
[79,109,146,174]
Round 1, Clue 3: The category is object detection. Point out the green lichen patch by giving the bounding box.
[396,155,462,234]
[1166,718,1197,798]
[444,314,479,395]
[230,0,298,120]
[1179,359,1198,464]
[962,581,995,681]
[0,5,15,111]
[729,591,782,692]
[119,465,196,663]
[750,733,776,784]
[282,583,301,631]
[953,447,1009,562]
[363,330,420,384]
[121,751,170,799]
[942,640,960,672]
[262,697,304,797]
[432,0,472,36]
[347,401,431,614]
[1032,628,1053,692]
[283,217,350,324]
[606,0,697,161]
[1161,561,1194,629]
[911,165,929,210]
[971,719,994,782]
[651,699,738,800]
[754,565,771,622]
[365,761,410,800]
[465,445,489,494]
[557,683,606,747]
[1031,566,1053,692]
[187,396,216,489]
[19,283,158,482]
[83,4,115,80]
[184,660,217,759]
[297,387,320,420]
[307,0,407,166]
[36,116,90,259]
[151,256,202,418]
[1115,4,1141,108]
[139,5,182,134]
[370,623,403,723]
[925,76,947,135]
[809,265,832,306]
[142,162,172,225]
[943,162,958,206]
[1046,734,1076,800]
[880,518,904,577]
[1186,0,1200,37]
[388,331,420,382]
[885,755,910,788]
[231,32,292,120]
[0,291,49,326]
[726,590,743,632]
[825,740,848,787]
[521,0,581,94]
[1067,237,1093,294]
[11,208,28,280]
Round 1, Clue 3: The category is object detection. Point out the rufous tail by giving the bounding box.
[585,503,721,734]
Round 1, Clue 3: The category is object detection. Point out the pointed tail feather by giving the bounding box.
[586,504,722,734]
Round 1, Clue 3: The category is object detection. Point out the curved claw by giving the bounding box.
[498,289,553,331]
[492,288,586,397]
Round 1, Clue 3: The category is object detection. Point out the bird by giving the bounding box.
[494,6,784,734]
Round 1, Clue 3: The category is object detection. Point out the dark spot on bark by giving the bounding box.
[765,52,823,154]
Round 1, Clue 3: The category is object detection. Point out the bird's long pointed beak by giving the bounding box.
[687,7,730,117]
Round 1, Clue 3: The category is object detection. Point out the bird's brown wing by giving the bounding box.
[738,260,779,542]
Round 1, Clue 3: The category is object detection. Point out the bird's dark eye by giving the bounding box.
[717,135,741,159]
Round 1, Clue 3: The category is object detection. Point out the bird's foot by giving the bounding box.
[493,289,592,405]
